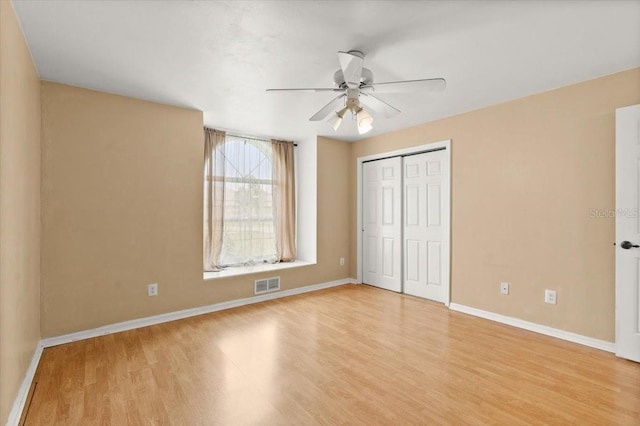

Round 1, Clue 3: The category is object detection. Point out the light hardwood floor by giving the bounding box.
[24,284,640,425]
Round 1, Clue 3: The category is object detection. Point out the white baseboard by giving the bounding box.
[449,303,615,353]
[6,278,352,426]
[6,343,43,426]
[41,278,352,348]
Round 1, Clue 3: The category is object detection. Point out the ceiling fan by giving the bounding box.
[266,50,446,135]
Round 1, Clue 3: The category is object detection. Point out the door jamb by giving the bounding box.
[356,139,452,306]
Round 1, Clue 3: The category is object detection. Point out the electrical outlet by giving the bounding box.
[148,283,158,297]
[500,282,510,295]
[340,257,345,266]
[544,289,557,304]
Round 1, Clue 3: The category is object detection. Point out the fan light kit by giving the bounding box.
[267,50,446,135]
[327,89,374,134]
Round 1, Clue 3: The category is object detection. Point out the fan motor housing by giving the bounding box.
[333,67,374,89]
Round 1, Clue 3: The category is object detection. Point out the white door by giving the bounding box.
[403,150,450,303]
[362,157,402,292]
[616,104,640,363]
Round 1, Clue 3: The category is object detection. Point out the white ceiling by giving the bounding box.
[12,0,640,142]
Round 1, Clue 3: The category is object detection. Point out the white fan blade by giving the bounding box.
[360,93,401,118]
[338,51,364,89]
[309,94,346,121]
[361,78,446,94]
[266,88,342,93]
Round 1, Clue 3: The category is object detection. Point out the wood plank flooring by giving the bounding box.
[24,284,640,425]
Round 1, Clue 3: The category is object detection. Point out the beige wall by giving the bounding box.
[0,1,42,423]
[350,67,640,342]
[41,83,351,337]
[30,34,640,367]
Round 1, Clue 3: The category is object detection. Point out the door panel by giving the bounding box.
[616,104,640,362]
[382,187,394,224]
[382,238,395,277]
[403,150,449,302]
[362,157,402,292]
[427,183,441,226]
[406,239,420,281]
[427,241,441,286]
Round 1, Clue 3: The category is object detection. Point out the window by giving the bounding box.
[204,129,296,271]
[217,136,276,265]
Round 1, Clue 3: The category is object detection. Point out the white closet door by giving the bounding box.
[403,150,449,303]
[362,157,402,292]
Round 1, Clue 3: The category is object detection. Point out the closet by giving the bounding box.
[361,144,450,304]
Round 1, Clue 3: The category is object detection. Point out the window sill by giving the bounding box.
[203,260,315,281]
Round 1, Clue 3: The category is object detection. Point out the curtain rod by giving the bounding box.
[204,127,298,146]
[228,133,298,147]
